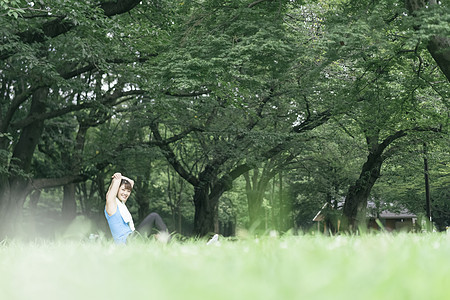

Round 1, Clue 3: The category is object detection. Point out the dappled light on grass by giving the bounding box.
[1,233,450,300]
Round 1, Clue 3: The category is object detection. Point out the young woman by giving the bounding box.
[105,172,169,244]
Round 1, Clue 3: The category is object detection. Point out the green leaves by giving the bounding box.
[0,0,25,18]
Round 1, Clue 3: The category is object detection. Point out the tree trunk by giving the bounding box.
[343,128,408,231]
[0,87,48,237]
[279,171,287,231]
[423,143,432,221]
[193,184,218,236]
[427,36,450,82]
[244,169,267,230]
[193,168,235,236]
[62,183,77,223]
[29,190,41,210]
[343,153,383,230]
[175,178,185,234]
[176,205,182,234]
[135,175,151,223]
[59,121,89,226]
[247,188,265,230]
[244,167,276,231]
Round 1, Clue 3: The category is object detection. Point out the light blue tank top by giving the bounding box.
[104,206,133,244]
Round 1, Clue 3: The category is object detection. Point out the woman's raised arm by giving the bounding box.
[105,172,122,216]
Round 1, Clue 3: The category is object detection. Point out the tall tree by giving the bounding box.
[143,0,344,235]
[315,0,449,229]
[0,0,159,237]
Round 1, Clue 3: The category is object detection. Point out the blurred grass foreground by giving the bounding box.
[1,233,450,300]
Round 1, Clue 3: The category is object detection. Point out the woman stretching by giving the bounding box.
[105,172,169,244]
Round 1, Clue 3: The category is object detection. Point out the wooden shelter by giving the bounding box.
[313,201,417,233]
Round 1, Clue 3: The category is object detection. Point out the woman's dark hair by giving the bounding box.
[121,179,133,191]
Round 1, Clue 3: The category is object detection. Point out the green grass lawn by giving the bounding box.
[1,232,450,300]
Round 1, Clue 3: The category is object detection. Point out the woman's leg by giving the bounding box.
[137,212,168,237]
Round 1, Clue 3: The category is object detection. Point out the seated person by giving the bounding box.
[104,172,168,244]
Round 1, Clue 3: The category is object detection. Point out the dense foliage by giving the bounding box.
[0,0,448,239]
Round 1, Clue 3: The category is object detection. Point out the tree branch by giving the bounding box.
[10,90,145,130]
[99,0,143,17]
[292,109,332,133]
[150,123,199,186]
[59,57,153,80]
[378,130,407,155]
[248,0,268,8]
[378,126,443,159]
[30,175,86,191]
[1,87,39,132]
[164,90,210,98]
[2,0,142,60]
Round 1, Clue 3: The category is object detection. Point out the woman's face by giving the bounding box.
[117,184,131,203]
